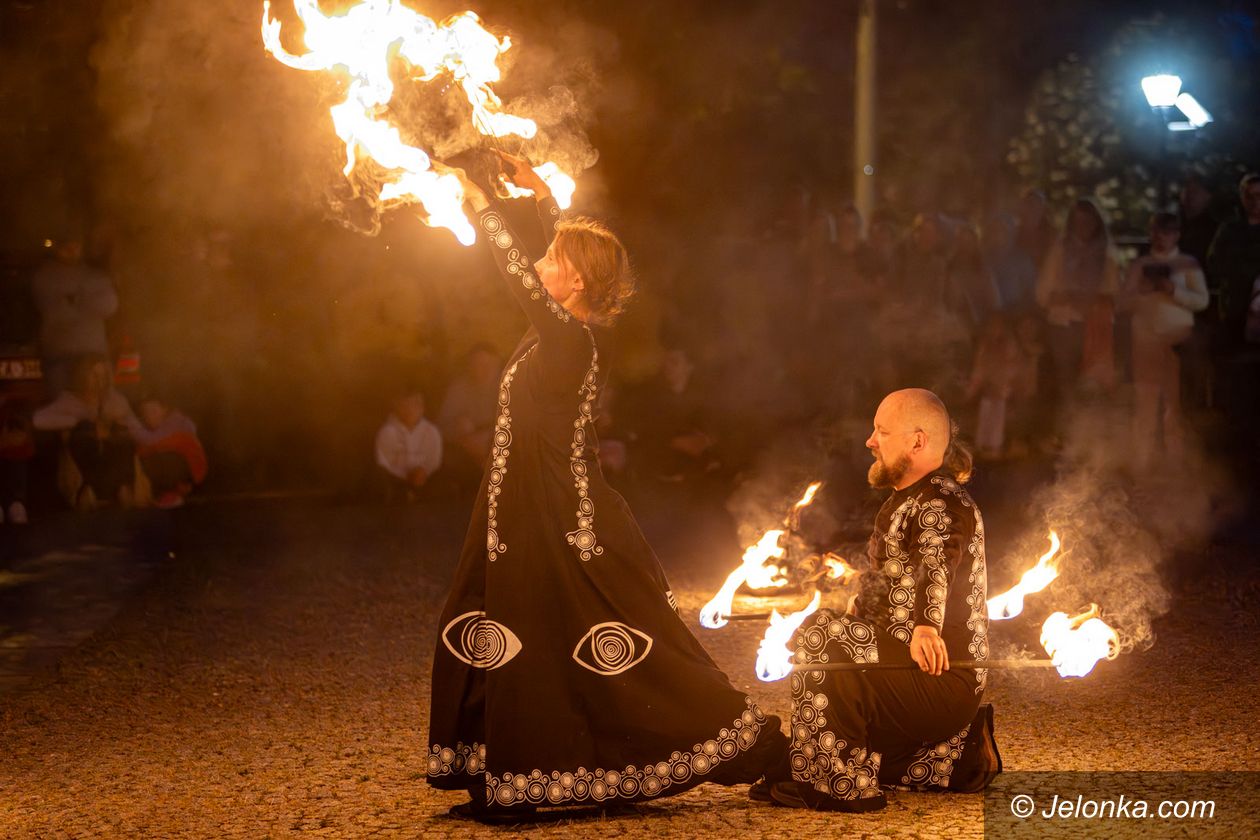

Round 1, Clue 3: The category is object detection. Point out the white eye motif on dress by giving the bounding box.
[572,622,653,676]
[443,611,522,670]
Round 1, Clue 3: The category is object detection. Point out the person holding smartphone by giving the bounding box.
[1120,212,1209,471]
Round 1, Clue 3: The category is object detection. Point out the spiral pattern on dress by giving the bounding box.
[442,611,522,670]
[593,625,633,670]
[462,618,507,667]
[572,621,653,675]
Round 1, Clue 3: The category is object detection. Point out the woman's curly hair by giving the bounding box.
[553,217,636,326]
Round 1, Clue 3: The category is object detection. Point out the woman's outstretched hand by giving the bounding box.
[447,165,491,214]
[496,151,551,200]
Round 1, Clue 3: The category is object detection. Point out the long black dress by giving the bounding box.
[427,197,784,811]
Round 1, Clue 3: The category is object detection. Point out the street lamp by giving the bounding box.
[1141,74,1213,208]
[1141,74,1213,131]
[1141,74,1182,108]
[1172,92,1213,129]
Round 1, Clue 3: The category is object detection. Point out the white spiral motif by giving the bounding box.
[442,611,522,670]
[572,621,653,675]
[899,726,969,788]
[475,702,767,807]
[485,348,530,562]
[566,332,604,560]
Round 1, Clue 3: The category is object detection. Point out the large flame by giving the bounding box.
[755,591,822,682]
[698,481,824,629]
[261,0,576,245]
[987,531,1062,620]
[698,529,788,629]
[1040,604,1119,678]
[743,528,791,590]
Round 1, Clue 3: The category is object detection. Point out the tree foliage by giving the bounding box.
[1008,14,1260,231]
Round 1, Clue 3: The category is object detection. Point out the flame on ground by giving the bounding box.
[261,0,577,244]
[698,529,787,629]
[755,591,822,682]
[699,481,824,629]
[1040,604,1119,678]
[987,530,1062,620]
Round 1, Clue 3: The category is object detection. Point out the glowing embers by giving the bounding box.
[754,591,821,682]
[261,0,576,245]
[987,530,1061,620]
[1040,604,1119,678]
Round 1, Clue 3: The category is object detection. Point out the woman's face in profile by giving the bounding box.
[534,242,581,305]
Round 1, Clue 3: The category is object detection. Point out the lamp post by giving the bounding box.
[1141,74,1181,209]
[854,0,877,231]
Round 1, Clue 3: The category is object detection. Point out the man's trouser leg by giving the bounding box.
[790,610,980,803]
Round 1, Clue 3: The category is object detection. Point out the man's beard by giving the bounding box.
[868,451,912,489]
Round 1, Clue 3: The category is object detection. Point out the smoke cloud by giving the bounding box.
[988,401,1228,657]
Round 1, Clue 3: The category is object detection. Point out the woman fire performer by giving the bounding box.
[427,154,787,819]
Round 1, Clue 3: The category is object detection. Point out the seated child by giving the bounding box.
[132,394,208,509]
[375,391,443,502]
[32,354,140,509]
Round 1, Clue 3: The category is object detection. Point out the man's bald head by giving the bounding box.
[877,388,952,461]
[866,389,955,490]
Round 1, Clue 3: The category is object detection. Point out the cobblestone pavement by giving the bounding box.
[0,496,1257,839]
[0,509,171,694]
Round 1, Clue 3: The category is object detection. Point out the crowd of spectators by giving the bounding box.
[374,168,1259,512]
[1,229,206,524]
[6,170,1257,524]
[782,172,1260,476]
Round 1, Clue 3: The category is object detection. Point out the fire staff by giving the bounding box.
[427,155,787,820]
[763,389,995,812]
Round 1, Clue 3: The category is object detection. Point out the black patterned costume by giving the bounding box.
[427,197,785,812]
[788,470,989,805]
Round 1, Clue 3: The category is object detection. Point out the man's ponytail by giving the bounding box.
[943,419,974,484]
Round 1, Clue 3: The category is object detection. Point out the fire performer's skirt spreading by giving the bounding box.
[427,197,786,811]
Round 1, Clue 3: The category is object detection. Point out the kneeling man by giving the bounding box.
[772,388,991,812]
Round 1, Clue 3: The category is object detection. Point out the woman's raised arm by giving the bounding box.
[452,167,590,364]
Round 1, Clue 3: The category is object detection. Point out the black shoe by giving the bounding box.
[748,779,773,803]
[447,800,537,824]
[769,781,887,813]
[946,703,1003,793]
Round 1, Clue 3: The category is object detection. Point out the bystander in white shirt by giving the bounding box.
[375,413,442,482]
